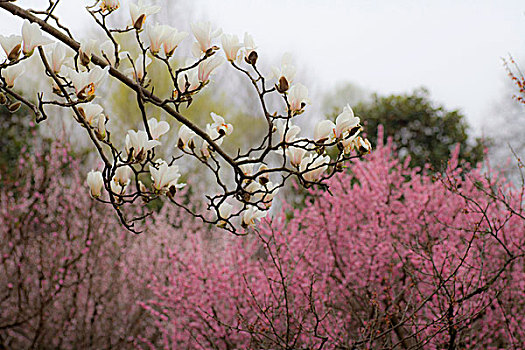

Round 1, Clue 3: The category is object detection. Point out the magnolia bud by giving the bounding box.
[245,50,258,65]
[79,50,91,66]
[276,76,289,93]
[7,101,21,113]
[134,14,146,30]
[0,92,6,105]
[8,44,21,61]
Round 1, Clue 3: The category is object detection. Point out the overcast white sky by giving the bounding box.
[1,0,524,134]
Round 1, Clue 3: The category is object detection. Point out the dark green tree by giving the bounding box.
[351,88,486,170]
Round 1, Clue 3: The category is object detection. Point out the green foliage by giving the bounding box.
[351,88,487,170]
[0,105,38,180]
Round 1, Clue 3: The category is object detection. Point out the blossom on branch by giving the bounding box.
[299,154,330,182]
[125,130,161,161]
[221,34,242,62]
[191,21,221,56]
[177,124,197,150]
[288,83,309,115]
[129,0,160,30]
[1,63,24,88]
[198,56,224,83]
[210,112,233,136]
[21,20,53,56]
[147,118,170,140]
[66,66,109,100]
[149,160,185,193]
[0,34,22,61]
[86,170,104,197]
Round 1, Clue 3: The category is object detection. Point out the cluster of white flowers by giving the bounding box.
[0,0,372,232]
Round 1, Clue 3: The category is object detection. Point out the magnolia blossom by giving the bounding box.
[66,66,109,100]
[242,205,267,227]
[288,83,309,113]
[287,146,307,167]
[0,34,22,60]
[334,104,360,139]
[210,112,233,136]
[221,34,242,62]
[21,20,53,56]
[299,154,330,182]
[149,161,185,192]
[238,158,255,177]
[314,120,336,143]
[79,38,98,65]
[125,130,161,160]
[146,24,165,54]
[129,0,160,29]
[191,21,221,56]
[200,125,223,158]
[147,118,170,139]
[78,103,103,126]
[177,124,197,150]
[198,56,224,83]
[100,0,120,12]
[271,53,296,84]
[276,120,301,144]
[243,32,257,57]
[86,170,104,197]
[95,114,107,140]
[110,177,127,196]
[48,42,70,73]
[354,136,372,154]
[126,55,152,81]
[218,201,233,221]
[176,70,199,94]
[100,40,126,67]
[114,166,132,187]
[2,64,25,88]
[162,26,188,57]
[246,181,279,208]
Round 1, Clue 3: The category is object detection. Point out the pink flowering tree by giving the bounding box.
[0,1,371,234]
[141,133,525,349]
[0,137,174,348]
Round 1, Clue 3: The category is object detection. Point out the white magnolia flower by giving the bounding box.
[146,23,166,54]
[299,154,330,182]
[288,83,309,113]
[125,129,161,160]
[177,124,197,150]
[86,170,104,197]
[221,34,242,62]
[314,120,336,143]
[162,25,188,57]
[147,118,170,139]
[79,38,98,65]
[110,177,127,195]
[48,42,70,73]
[200,124,223,158]
[353,136,372,154]
[21,20,53,56]
[334,104,360,139]
[242,205,267,227]
[191,21,221,56]
[66,66,109,100]
[101,0,120,12]
[0,34,22,60]
[210,112,233,136]
[126,55,152,81]
[177,70,200,93]
[238,158,255,177]
[276,120,301,144]
[100,40,126,67]
[78,103,103,126]
[114,165,132,186]
[243,32,256,56]
[149,160,185,192]
[129,0,160,29]
[96,114,107,140]
[2,64,25,88]
[198,56,224,83]
[287,147,307,167]
[218,201,233,220]
[271,52,296,83]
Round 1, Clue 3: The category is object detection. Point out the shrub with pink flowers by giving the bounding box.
[141,134,524,349]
